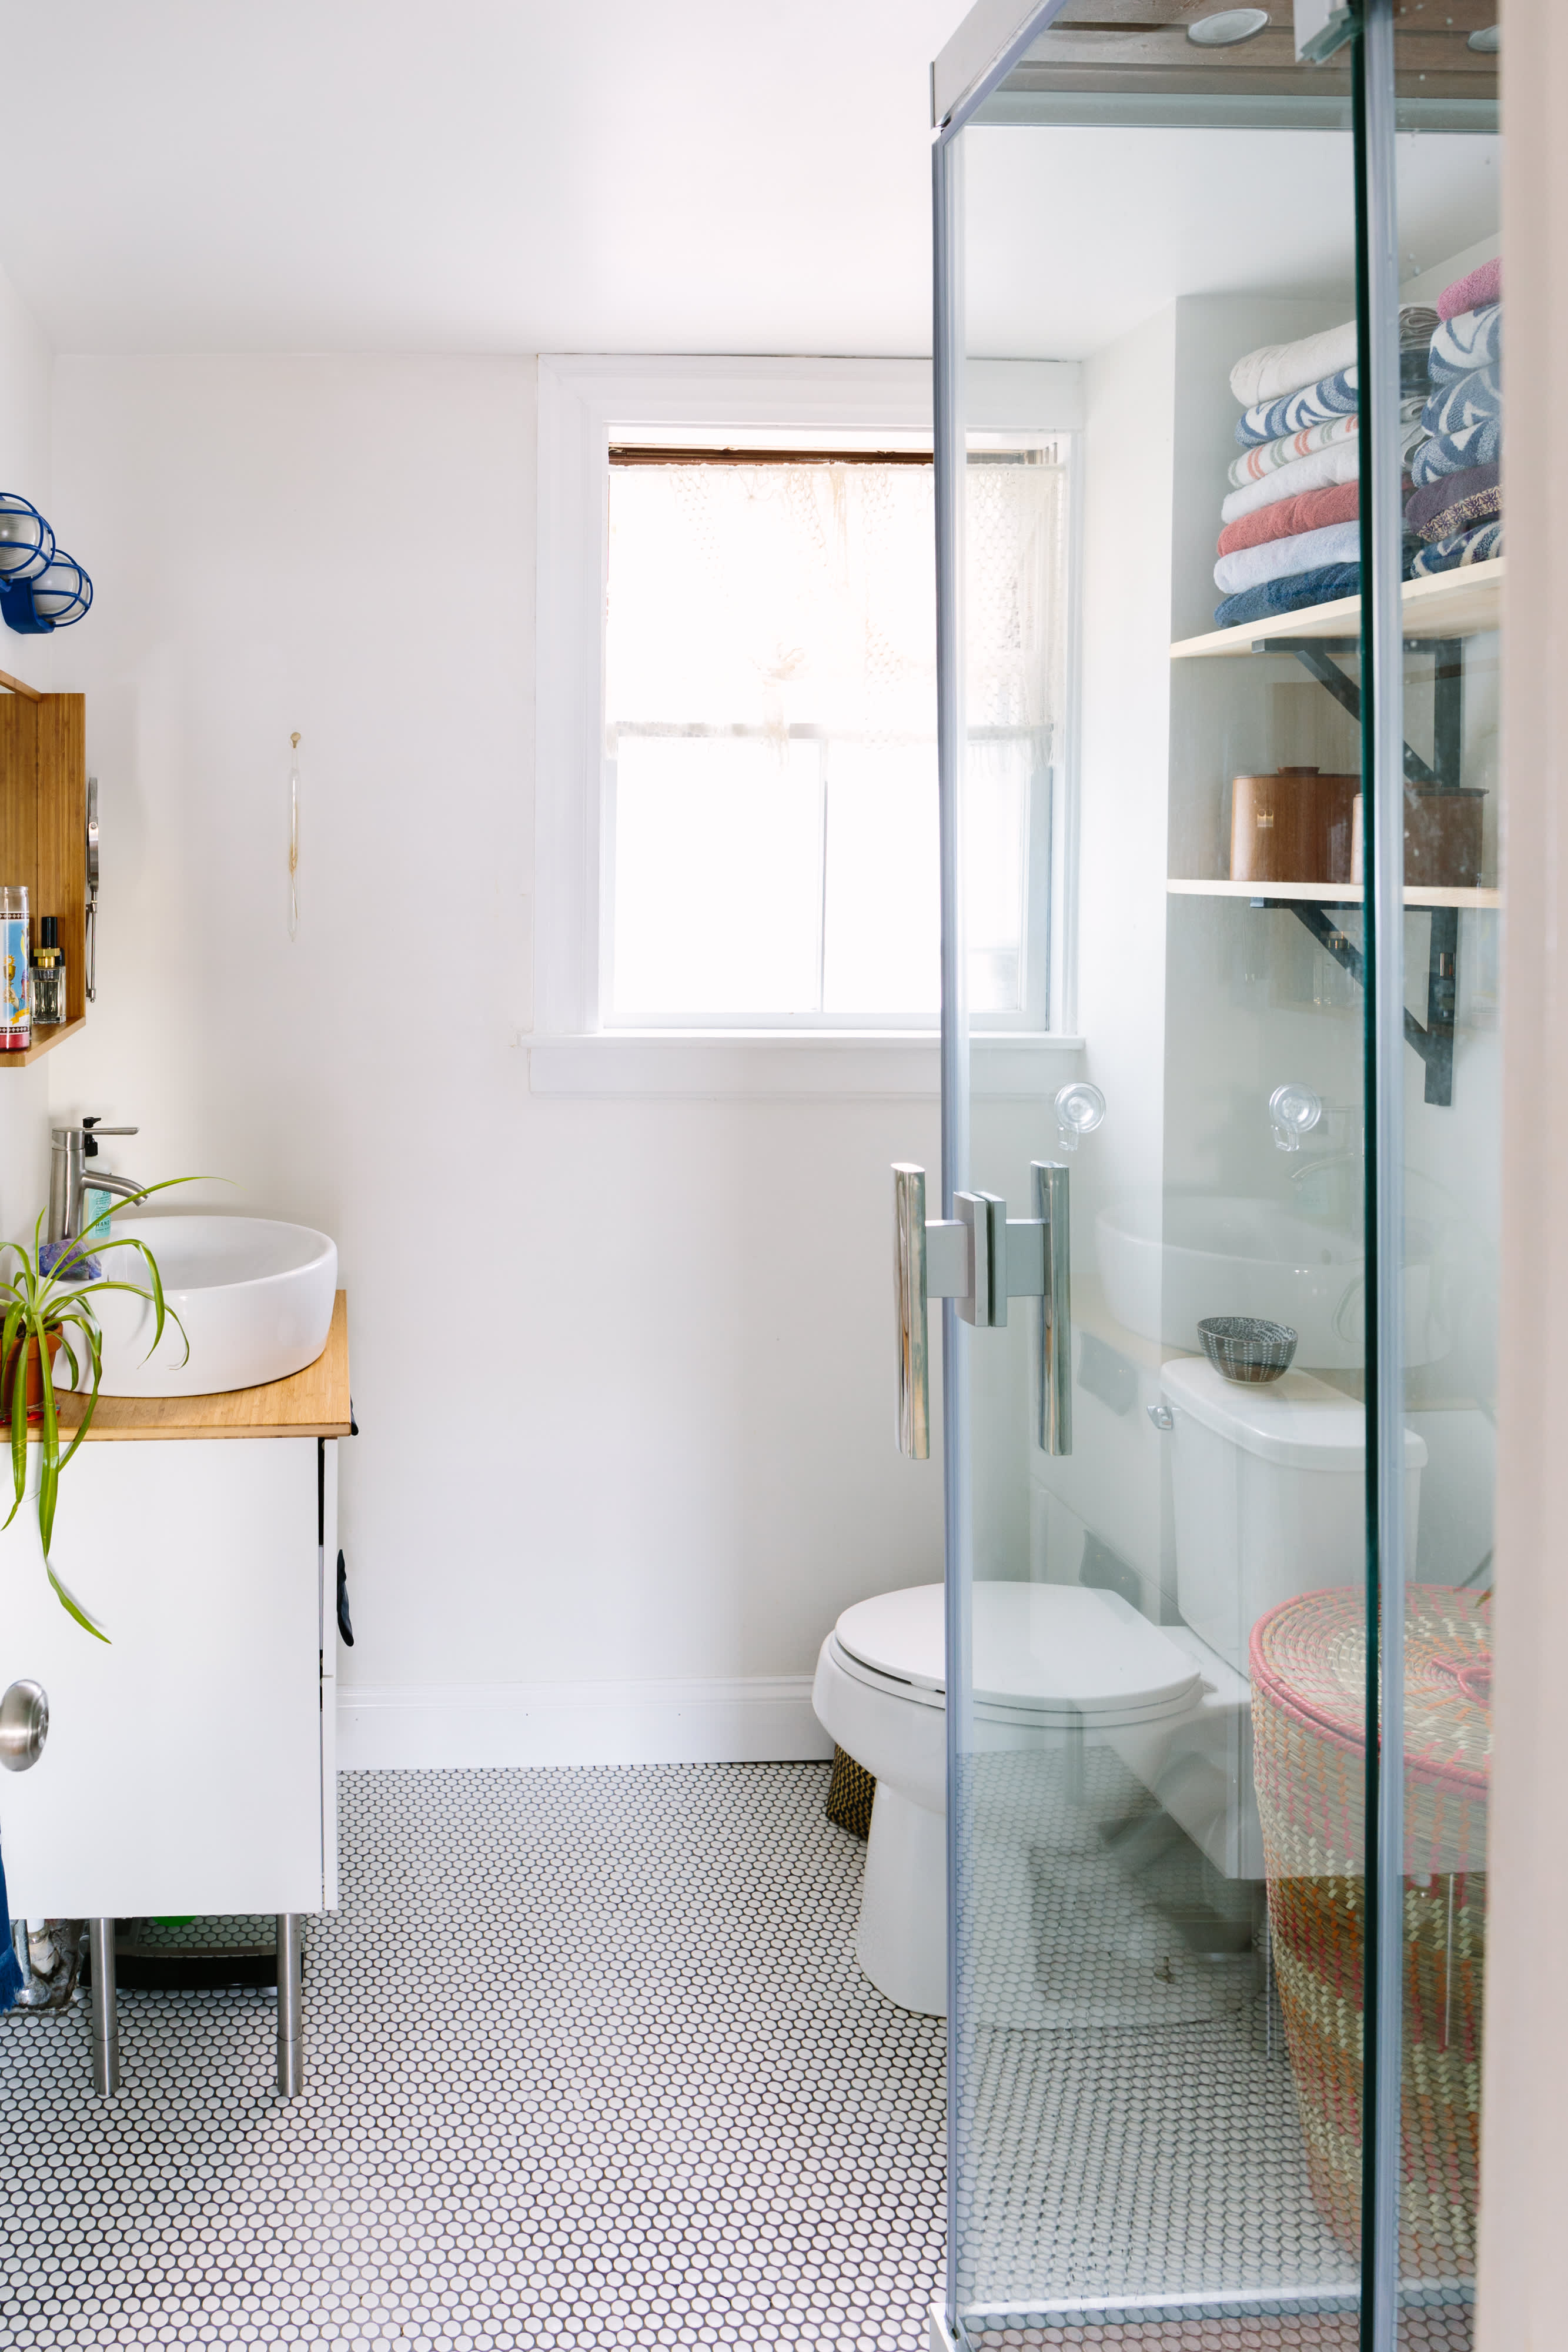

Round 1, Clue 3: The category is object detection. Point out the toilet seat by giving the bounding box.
[831,1581,1203,1734]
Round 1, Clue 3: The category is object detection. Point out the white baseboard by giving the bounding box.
[337,1673,834,1770]
[930,2304,959,2352]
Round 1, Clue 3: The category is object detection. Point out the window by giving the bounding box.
[603,442,1070,1030]
[532,356,1084,1085]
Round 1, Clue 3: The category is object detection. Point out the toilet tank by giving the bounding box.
[1161,1358,1427,1676]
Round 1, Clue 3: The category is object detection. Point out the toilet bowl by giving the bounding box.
[815,1357,1429,2019]
[813,1581,1204,2016]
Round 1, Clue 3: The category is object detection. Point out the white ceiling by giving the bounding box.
[0,0,958,356]
[0,5,1502,363]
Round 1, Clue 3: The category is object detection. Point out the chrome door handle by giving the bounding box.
[1034,1160,1072,1457]
[0,1679,48,1772]
[891,1160,1074,1458]
[894,1164,931,1458]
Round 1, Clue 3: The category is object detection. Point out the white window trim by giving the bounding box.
[532,352,1084,1097]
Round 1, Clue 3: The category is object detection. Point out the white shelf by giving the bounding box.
[1170,557,1504,660]
[1168,878,1500,909]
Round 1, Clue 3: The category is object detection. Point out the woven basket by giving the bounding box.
[1251,1585,1490,2280]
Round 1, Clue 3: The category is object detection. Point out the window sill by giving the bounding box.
[524,1031,1086,1100]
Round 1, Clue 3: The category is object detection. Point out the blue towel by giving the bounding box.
[1409,521,1502,577]
[1236,367,1358,447]
[1429,302,1502,387]
[1214,561,1362,630]
[1423,362,1502,439]
[1410,417,1501,486]
[0,1853,24,2013]
[1236,349,1430,446]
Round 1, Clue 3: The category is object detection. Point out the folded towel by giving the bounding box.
[1238,352,1429,447]
[1228,412,1358,489]
[1409,416,1501,486]
[1227,396,1423,489]
[1221,439,1362,524]
[1218,477,1360,557]
[1437,258,1500,323]
[1229,306,1436,409]
[1214,519,1363,599]
[1423,362,1502,438]
[1429,302,1502,387]
[1219,414,1427,526]
[1215,562,1362,631]
[1405,460,1500,544]
[1408,520,1502,577]
[1236,366,1359,448]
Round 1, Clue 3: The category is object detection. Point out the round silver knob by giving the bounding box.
[0,1679,49,1772]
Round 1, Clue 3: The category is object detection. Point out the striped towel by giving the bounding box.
[1410,417,1501,487]
[1221,414,1427,527]
[1228,395,1425,489]
[1409,522,1502,577]
[1228,410,1357,489]
[1405,461,1500,546]
[1423,362,1501,438]
[1215,562,1362,632]
[1429,303,1502,387]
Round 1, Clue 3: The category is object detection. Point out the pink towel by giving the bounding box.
[1217,477,1360,557]
[1438,258,1500,322]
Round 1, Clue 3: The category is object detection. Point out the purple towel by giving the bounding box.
[1405,460,1500,546]
[1438,258,1500,323]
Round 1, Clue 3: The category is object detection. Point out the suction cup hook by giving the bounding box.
[1269,1082,1323,1154]
[1054,1081,1106,1154]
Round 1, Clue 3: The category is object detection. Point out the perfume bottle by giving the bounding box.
[30,916,65,1028]
[0,884,29,1049]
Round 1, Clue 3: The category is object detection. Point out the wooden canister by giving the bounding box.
[1231,767,1359,886]
[1405,786,1485,888]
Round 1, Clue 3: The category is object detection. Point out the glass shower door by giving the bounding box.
[926,5,1500,2347]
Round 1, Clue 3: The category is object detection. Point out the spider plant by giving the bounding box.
[0,1183,194,1641]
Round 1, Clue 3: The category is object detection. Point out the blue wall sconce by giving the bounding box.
[0,494,91,634]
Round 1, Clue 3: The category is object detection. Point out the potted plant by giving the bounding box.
[0,1190,190,1639]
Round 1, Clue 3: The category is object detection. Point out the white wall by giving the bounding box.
[0,264,59,1276]
[46,353,945,1763]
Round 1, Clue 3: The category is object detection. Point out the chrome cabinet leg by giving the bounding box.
[276,1913,303,2097]
[88,1918,119,2096]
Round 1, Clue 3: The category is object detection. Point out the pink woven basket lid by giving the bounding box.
[1251,1583,1491,1800]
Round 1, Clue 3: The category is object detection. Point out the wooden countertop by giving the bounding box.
[52,1291,352,1441]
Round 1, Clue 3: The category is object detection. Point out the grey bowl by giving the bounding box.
[1197,1315,1298,1384]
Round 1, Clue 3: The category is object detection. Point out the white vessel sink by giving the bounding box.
[73,1215,338,1399]
[1095,1193,1442,1369]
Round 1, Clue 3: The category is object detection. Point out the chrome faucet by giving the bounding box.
[47,1117,148,1246]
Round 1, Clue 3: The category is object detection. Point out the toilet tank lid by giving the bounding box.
[1160,1356,1427,1472]
[834,1582,1201,1716]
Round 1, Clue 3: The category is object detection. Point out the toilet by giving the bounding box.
[814,1356,1426,2017]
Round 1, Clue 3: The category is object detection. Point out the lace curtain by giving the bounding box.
[606,452,1068,756]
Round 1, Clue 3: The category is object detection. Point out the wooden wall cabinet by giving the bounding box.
[0,676,86,1063]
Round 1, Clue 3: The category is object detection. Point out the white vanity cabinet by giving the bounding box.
[0,1295,348,1921]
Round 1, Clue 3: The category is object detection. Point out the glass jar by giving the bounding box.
[30,949,64,1027]
[0,884,30,1049]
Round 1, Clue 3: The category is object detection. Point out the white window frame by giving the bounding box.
[532,352,1086,1097]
